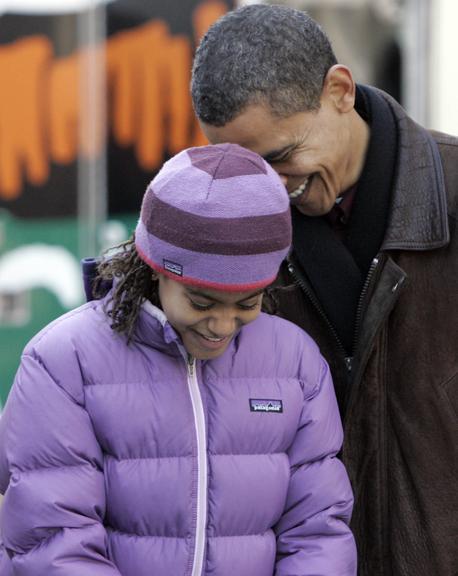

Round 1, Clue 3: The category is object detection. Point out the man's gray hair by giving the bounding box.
[191,4,338,126]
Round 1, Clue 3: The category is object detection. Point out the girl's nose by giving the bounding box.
[208,313,237,338]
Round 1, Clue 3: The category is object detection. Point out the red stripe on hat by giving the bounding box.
[136,245,275,292]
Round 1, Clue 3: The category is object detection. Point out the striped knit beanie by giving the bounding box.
[135,143,291,291]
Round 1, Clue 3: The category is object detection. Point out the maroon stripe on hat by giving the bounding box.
[187,145,267,179]
[142,194,291,255]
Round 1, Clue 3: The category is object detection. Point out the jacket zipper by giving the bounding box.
[186,355,207,576]
[351,256,383,354]
[287,261,352,371]
[288,254,384,373]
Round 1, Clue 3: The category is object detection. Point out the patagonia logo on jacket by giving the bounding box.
[249,398,283,413]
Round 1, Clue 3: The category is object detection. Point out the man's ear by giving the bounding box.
[322,65,355,113]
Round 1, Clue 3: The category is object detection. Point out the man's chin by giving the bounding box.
[291,185,335,217]
[294,204,333,217]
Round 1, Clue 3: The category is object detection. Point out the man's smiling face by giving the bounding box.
[201,67,369,217]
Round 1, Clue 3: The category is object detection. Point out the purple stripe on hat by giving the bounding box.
[187,144,267,179]
[142,193,291,255]
[147,149,289,219]
[152,171,289,218]
[135,221,288,289]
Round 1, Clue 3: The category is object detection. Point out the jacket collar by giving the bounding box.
[132,299,240,361]
[372,87,450,251]
[132,300,184,357]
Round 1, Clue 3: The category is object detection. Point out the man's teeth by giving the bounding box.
[288,178,309,199]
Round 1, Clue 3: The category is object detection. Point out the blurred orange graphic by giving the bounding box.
[0,0,227,200]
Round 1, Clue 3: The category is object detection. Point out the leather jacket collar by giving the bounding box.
[375,88,450,251]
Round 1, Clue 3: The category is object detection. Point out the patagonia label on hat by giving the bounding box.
[163,259,183,276]
[249,399,283,413]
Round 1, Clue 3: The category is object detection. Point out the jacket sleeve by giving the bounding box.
[274,354,357,576]
[0,350,122,575]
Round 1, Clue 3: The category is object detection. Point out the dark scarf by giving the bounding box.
[292,85,397,354]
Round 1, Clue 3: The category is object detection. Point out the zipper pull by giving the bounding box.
[344,356,353,372]
[288,263,295,275]
[188,355,195,375]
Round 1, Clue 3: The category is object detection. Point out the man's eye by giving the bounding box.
[273,153,289,163]
[268,150,293,164]
[189,300,213,311]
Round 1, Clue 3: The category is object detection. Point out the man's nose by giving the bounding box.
[277,173,288,186]
[270,167,288,187]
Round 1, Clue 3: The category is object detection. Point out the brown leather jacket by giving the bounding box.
[270,90,458,576]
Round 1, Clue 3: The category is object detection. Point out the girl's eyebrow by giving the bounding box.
[187,289,218,302]
[237,289,264,303]
[187,288,264,304]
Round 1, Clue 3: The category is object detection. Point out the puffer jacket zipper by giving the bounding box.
[186,355,207,576]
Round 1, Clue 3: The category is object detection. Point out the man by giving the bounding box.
[191,5,458,576]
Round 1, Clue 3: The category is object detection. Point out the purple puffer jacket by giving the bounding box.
[0,297,356,576]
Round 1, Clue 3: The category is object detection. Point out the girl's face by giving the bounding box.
[158,275,263,360]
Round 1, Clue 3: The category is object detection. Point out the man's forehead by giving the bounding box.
[201,105,293,155]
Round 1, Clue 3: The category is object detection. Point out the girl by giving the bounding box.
[0,144,356,575]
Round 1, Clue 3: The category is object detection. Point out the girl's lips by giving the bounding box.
[193,331,231,350]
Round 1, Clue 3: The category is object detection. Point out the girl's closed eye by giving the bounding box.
[237,299,261,311]
[189,298,214,311]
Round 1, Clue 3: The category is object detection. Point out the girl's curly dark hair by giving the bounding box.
[93,235,278,341]
[93,236,159,340]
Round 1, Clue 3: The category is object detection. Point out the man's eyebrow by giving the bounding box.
[262,145,293,163]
